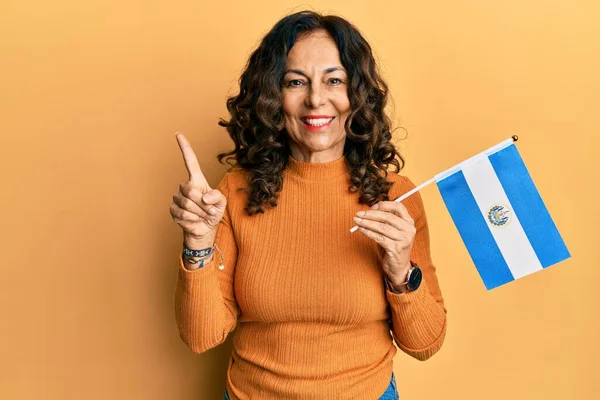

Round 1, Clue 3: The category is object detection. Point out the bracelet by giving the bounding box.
[182,243,214,258]
[182,242,225,270]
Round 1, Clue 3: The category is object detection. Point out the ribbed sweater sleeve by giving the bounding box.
[174,174,240,354]
[385,175,448,361]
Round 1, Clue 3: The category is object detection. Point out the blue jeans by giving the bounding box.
[223,372,398,399]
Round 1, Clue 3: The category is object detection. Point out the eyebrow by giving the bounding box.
[283,67,346,77]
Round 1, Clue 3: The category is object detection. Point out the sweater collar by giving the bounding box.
[285,154,349,180]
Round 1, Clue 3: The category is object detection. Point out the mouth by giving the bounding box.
[300,116,335,131]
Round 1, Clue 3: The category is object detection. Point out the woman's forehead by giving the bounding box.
[286,32,343,71]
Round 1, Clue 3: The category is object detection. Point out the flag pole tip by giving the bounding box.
[512,135,519,142]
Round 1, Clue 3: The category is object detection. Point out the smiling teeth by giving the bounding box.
[304,118,333,126]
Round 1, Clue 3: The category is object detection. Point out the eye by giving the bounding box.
[286,79,305,87]
[329,78,344,85]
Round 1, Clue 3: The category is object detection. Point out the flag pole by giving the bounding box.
[349,135,519,233]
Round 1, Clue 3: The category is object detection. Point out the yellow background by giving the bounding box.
[1,1,598,399]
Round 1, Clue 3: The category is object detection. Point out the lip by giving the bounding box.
[301,115,334,120]
[300,116,335,132]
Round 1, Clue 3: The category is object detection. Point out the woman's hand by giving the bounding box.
[353,201,416,285]
[170,133,227,247]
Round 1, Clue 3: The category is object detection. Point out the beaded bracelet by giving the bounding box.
[182,243,214,258]
[182,242,225,270]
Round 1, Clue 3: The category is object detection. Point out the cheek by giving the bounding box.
[332,92,351,117]
[334,96,351,128]
[282,92,300,120]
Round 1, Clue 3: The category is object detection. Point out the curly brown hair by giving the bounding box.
[217,10,404,215]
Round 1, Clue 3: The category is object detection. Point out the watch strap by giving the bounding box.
[384,261,420,294]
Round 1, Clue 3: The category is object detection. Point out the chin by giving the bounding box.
[304,141,335,152]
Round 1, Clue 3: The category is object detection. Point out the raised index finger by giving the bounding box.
[175,132,210,188]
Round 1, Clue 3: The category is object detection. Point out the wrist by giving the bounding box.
[385,275,407,294]
[181,251,214,270]
[181,239,224,271]
[387,262,412,286]
[385,261,422,294]
[183,233,215,250]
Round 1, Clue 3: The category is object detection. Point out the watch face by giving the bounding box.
[407,266,423,291]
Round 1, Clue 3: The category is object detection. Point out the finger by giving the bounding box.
[202,189,227,211]
[355,210,411,232]
[353,216,403,241]
[179,183,220,216]
[357,225,391,247]
[170,203,202,222]
[373,201,414,224]
[175,132,210,188]
[172,193,210,219]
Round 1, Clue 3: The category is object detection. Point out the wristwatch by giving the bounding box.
[385,261,422,294]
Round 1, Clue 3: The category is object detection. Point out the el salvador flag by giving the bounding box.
[435,140,570,290]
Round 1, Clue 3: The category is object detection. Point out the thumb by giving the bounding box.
[202,189,227,210]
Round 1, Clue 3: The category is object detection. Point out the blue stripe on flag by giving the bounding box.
[437,171,515,289]
[489,145,571,268]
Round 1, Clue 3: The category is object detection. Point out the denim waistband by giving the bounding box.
[223,371,398,399]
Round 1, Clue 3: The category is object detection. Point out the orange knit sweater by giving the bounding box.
[174,155,447,399]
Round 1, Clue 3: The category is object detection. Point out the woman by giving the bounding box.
[170,10,447,400]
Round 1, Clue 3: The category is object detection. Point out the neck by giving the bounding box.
[288,143,345,163]
[285,154,349,181]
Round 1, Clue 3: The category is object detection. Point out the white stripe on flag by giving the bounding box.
[462,157,543,279]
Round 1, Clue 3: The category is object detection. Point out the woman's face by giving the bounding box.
[281,30,351,163]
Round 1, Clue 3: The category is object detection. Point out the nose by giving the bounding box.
[304,82,325,108]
